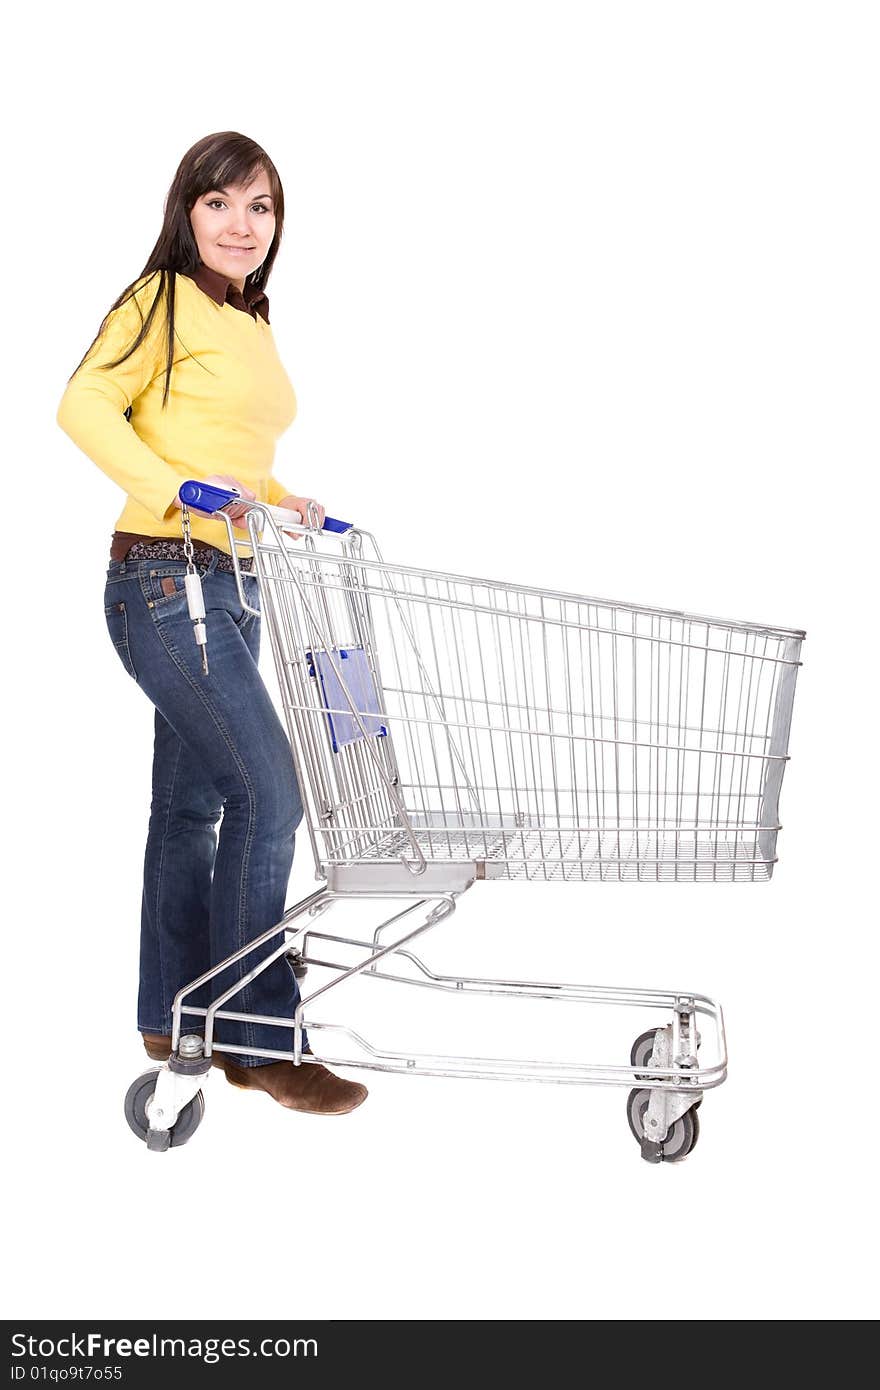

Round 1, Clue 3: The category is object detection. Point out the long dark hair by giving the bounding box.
[65,131,285,405]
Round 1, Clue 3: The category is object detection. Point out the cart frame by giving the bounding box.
[130,499,804,1162]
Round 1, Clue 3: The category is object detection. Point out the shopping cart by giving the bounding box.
[125,484,805,1160]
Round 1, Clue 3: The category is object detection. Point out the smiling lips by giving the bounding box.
[220,245,256,254]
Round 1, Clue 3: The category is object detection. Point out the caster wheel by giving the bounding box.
[287,951,308,981]
[630,1029,660,1079]
[630,1030,703,1107]
[626,1087,700,1163]
[124,1069,204,1150]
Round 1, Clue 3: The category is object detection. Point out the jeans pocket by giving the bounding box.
[104,600,138,681]
[142,564,208,614]
[233,581,261,628]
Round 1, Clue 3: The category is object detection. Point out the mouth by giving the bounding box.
[219,245,256,254]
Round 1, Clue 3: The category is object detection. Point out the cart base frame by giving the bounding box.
[127,885,726,1161]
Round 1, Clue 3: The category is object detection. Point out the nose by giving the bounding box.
[227,212,256,238]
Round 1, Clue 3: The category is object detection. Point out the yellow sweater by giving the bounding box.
[56,270,295,554]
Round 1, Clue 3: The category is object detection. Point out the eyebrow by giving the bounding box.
[209,187,274,202]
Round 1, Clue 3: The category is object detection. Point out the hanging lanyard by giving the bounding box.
[180,502,209,675]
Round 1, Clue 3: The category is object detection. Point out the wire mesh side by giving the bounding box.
[253,537,803,883]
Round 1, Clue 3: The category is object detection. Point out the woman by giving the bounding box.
[56,131,367,1117]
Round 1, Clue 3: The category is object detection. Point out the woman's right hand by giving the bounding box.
[173,474,257,532]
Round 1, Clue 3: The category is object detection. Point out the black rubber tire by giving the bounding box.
[630,1029,660,1079]
[631,1029,703,1107]
[287,951,308,981]
[626,1087,700,1162]
[124,1069,205,1149]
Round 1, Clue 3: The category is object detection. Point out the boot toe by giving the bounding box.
[221,1058,368,1115]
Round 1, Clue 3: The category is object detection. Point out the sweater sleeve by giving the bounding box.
[56,275,191,524]
[267,476,293,506]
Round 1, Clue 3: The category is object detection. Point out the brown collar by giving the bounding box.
[190,260,270,323]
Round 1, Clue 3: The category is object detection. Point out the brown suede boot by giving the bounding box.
[142,1033,174,1062]
[140,1033,319,1071]
[218,1056,368,1115]
[142,1034,309,1063]
[143,1033,227,1063]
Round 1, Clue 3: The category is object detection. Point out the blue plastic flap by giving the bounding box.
[307,648,387,753]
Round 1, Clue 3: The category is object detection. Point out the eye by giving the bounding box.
[205,199,272,214]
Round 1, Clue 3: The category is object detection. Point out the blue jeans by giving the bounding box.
[103,551,308,1065]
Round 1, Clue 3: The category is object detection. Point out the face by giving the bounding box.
[189,169,276,291]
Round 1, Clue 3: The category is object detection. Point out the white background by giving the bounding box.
[5,0,877,1321]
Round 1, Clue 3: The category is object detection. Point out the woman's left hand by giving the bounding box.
[276,495,326,539]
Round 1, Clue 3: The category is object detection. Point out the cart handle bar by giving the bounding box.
[178,481,352,535]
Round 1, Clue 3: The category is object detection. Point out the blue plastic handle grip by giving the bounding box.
[178,481,239,512]
[178,481,351,533]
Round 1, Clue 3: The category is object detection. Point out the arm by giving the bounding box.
[267,476,292,508]
[56,277,191,523]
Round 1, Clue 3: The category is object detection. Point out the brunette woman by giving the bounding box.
[57,130,367,1116]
